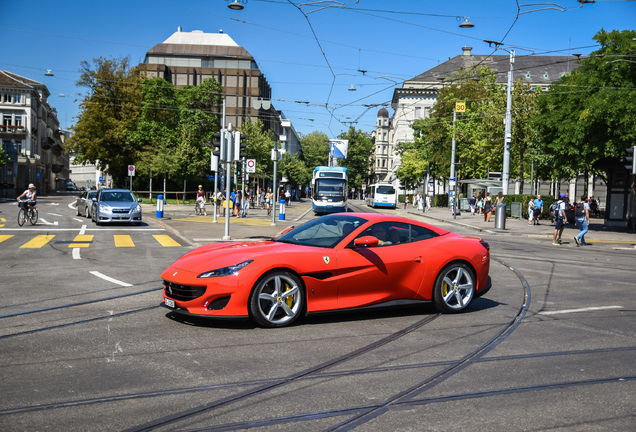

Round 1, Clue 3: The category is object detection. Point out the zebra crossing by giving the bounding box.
[0,232,182,249]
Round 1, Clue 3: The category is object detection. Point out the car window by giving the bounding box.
[102,192,135,202]
[355,222,409,246]
[409,224,439,242]
[277,214,367,248]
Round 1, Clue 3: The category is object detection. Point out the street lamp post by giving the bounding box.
[503,49,514,195]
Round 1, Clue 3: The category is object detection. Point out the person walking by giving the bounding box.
[552,193,568,245]
[266,188,273,216]
[426,194,431,210]
[573,195,590,246]
[533,195,544,225]
[476,193,483,215]
[483,193,493,222]
[404,194,409,209]
[242,188,250,217]
[528,196,536,225]
[417,193,424,211]
[196,185,207,216]
[469,195,476,216]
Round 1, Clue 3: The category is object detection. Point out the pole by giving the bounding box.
[223,123,233,240]
[213,100,225,223]
[451,110,457,219]
[503,49,514,195]
[272,140,278,226]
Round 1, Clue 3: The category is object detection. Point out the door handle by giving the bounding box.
[414,257,421,263]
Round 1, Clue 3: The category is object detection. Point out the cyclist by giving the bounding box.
[17,183,37,211]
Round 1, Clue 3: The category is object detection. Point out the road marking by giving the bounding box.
[72,218,84,222]
[0,234,14,243]
[69,234,94,248]
[0,217,5,227]
[0,228,165,231]
[90,271,133,287]
[72,248,81,260]
[175,216,275,226]
[538,306,623,315]
[153,235,181,247]
[114,235,135,247]
[20,234,55,248]
[49,213,62,217]
[38,219,59,226]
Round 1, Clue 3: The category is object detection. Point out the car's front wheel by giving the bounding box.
[249,271,305,328]
[433,262,475,313]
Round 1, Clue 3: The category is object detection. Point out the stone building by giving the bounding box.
[0,71,67,194]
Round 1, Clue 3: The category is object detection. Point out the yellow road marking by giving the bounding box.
[586,239,636,244]
[0,217,5,227]
[114,235,135,247]
[0,234,14,243]
[174,216,274,226]
[20,235,55,249]
[69,234,94,248]
[153,235,181,247]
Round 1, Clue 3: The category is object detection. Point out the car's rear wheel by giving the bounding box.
[249,271,305,328]
[85,207,90,218]
[433,262,475,313]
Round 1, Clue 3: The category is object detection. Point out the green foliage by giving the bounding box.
[533,29,636,183]
[240,118,275,179]
[67,57,142,186]
[337,126,374,190]
[280,153,311,186]
[300,131,330,169]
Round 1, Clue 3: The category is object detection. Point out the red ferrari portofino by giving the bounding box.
[161,213,491,327]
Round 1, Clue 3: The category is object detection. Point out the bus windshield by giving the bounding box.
[316,178,345,197]
[376,185,395,195]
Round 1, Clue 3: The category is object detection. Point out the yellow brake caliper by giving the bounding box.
[284,283,295,308]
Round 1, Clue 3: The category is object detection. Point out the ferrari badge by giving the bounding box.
[323,256,330,265]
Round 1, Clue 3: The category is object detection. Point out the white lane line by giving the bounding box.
[68,202,76,209]
[72,218,84,222]
[90,271,133,287]
[79,224,87,235]
[72,248,81,260]
[38,219,59,226]
[538,306,623,315]
[49,213,62,217]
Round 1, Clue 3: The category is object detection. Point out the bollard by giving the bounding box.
[279,199,286,221]
[156,195,164,218]
[494,204,506,229]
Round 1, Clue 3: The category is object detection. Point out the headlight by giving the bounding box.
[99,203,109,211]
[134,204,141,212]
[197,260,253,278]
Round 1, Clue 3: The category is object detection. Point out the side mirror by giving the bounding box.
[91,197,97,202]
[353,236,379,248]
[137,198,142,203]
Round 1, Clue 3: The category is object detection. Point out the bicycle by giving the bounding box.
[18,200,38,226]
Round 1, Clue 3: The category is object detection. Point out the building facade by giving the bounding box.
[1,71,67,195]
[138,28,287,138]
[384,46,581,192]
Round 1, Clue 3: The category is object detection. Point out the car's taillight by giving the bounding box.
[480,241,490,251]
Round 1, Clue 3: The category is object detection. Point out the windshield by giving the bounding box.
[316,178,345,198]
[376,185,395,195]
[277,214,367,248]
[101,191,136,202]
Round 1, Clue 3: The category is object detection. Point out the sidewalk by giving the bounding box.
[395,204,636,249]
[143,199,636,249]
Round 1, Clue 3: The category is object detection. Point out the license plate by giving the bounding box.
[164,298,176,309]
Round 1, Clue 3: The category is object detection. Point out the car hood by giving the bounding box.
[168,240,308,273]
[99,201,139,208]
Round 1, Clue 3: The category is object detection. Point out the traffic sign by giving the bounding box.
[246,159,256,173]
[455,102,466,113]
[128,165,135,176]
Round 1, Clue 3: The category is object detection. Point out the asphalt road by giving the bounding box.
[0,194,633,431]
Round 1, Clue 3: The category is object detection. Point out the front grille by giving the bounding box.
[164,280,206,301]
[112,208,130,214]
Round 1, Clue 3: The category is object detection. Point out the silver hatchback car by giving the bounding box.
[91,189,143,225]
[75,190,98,218]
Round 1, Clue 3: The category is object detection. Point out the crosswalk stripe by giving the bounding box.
[114,235,135,247]
[0,234,14,243]
[69,234,94,248]
[20,235,55,248]
[153,234,181,247]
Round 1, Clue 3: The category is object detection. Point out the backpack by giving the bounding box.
[574,202,585,218]
[553,200,565,220]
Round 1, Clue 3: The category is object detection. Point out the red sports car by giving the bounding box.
[161,213,491,327]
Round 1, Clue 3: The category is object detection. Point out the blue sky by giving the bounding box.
[3,0,635,137]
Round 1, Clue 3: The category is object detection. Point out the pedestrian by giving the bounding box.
[417,193,424,211]
[552,193,568,245]
[533,195,544,225]
[469,195,476,216]
[292,188,296,202]
[573,195,590,246]
[242,188,250,217]
[426,194,431,210]
[476,193,483,215]
[215,189,224,217]
[235,190,242,217]
[196,185,207,216]
[266,188,273,216]
[496,191,505,206]
[528,196,536,225]
[285,189,291,206]
[483,193,493,222]
[404,194,409,209]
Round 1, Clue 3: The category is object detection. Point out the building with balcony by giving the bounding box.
[0,71,67,194]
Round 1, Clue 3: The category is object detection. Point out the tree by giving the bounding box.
[240,118,276,187]
[337,126,374,191]
[300,131,330,169]
[280,153,311,188]
[533,29,636,183]
[67,57,142,187]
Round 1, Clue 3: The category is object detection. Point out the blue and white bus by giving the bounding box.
[366,183,397,209]
[312,166,348,214]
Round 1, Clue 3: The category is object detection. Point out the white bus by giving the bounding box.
[366,183,397,209]
[312,166,348,214]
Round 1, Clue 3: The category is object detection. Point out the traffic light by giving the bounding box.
[626,146,636,174]
[234,131,247,161]
[212,131,226,161]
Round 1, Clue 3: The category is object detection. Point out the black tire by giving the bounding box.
[248,271,305,328]
[76,204,81,216]
[432,262,475,313]
[29,208,38,225]
[18,208,25,226]
[85,207,90,218]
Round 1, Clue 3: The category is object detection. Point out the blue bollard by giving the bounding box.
[279,199,285,220]
[156,195,164,218]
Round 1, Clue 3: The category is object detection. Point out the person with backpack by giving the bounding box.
[573,195,590,246]
[552,193,569,245]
